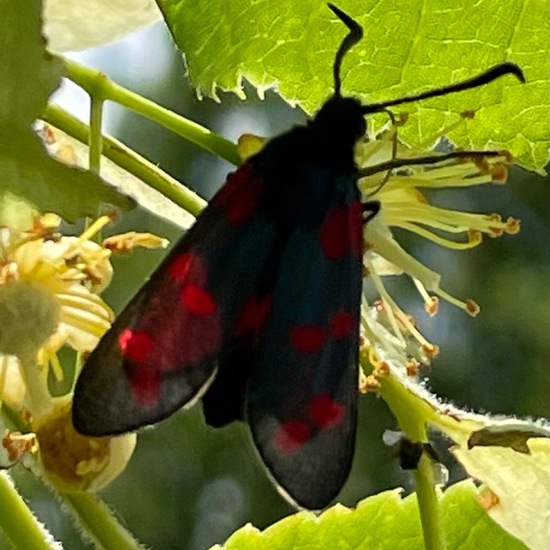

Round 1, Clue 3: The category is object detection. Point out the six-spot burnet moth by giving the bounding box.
[72,3,525,510]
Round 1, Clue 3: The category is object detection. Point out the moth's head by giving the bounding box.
[312,95,366,148]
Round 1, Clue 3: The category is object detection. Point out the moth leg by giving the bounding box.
[362,200,380,223]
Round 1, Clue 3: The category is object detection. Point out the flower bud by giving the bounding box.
[34,397,136,492]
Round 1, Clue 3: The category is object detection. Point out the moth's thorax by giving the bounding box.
[249,95,364,228]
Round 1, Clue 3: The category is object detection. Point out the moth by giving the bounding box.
[73,4,524,509]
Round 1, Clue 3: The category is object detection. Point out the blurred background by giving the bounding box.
[4,17,549,550]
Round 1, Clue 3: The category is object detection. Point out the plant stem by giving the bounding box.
[61,491,145,550]
[363,357,445,550]
[0,472,58,549]
[42,104,207,217]
[414,454,444,550]
[89,97,104,174]
[60,56,241,167]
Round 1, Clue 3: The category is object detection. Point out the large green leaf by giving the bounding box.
[216,481,527,550]
[0,0,133,222]
[158,0,549,171]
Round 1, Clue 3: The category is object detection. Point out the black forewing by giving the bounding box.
[73,163,279,436]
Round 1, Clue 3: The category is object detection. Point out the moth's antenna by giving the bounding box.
[361,63,525,113]
[360,150,507,178]
[328,3,363,96]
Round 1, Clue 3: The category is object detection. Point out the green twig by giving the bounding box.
[0,472,59,550]
[61,491,145,550]
[42,104,207,217]
[89,97,104,174]
[414,455,444,550]
[60,56,241,167]
[362,356,445,550]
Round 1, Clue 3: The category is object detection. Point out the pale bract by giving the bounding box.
[38,123,198,230]
[43,0,162,52]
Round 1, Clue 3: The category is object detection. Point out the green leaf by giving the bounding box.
[158,0,549,171]
[0,0,133,222]
[216,481,527,550]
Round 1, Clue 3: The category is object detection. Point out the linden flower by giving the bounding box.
[0,209,144,491]
[0,213,114,416]
[356,115,520,367]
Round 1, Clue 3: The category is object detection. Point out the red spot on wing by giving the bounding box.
[181,284,217,316]
[226,181,262,225]
[118,329,154,362]
[330,310,355,338]
[349,201,364,257]
[290,325,326,353]
[129,364,161,408]
[272,421,311,453]
[320,205,347,259]
[309,394,345,428]
[235,293,273,342]
[164,312,221,367]
[168,252,208,288]
[121,291,220,374]
[211,163,262,225]
[169,253,193,280]
[319,202,364,259]
[166,283,221,363]
[165,254,221,362]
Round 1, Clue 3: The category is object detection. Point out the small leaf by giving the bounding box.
[215,481,526,550]
[0,2,133,222]
[158,0,549,171]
